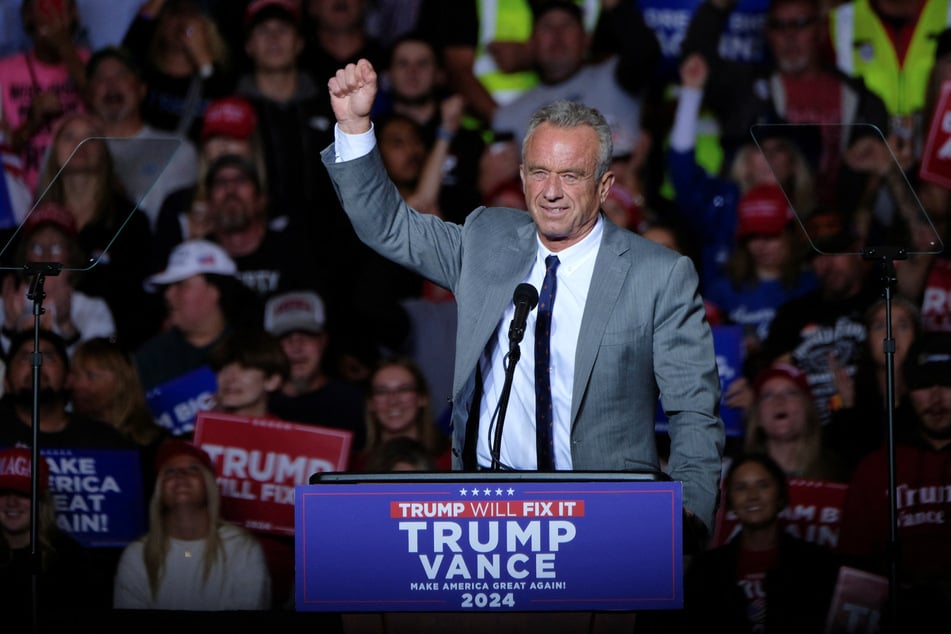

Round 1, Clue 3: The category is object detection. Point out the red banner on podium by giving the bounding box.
[193,412,352,535]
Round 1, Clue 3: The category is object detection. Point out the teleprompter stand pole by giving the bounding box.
[22,261,62,634]
[862,246,905,634]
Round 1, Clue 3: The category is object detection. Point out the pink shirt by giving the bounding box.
[0,48,89,193]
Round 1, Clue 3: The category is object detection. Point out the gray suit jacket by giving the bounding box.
[322,145,725,530]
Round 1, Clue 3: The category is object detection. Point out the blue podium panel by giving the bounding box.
[296,473,682,612]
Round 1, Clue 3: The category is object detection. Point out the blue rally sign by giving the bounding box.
[296,477,682,612]
[145,365,217,436]
[43,448,145,548]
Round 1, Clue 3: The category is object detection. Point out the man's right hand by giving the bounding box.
[328,59,378,135]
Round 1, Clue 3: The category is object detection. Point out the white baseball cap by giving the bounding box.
[265,290,326,336]
[146,240,237,289]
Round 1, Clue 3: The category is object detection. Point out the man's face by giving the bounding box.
[245,17,302,72]
[766,1,821,75]
[207,165,265,234]
[280,331,326,387]
[378,118,425,187]
[520,122,613,252]
[389,40,438,103]
[531,9,587,83]
[88,57,146,125]
[215,362,279,413]
[910,383,951,447]
[811,252,866,300]
[309,0,364,30]
[163,275,221,333]
[4,339,68,403]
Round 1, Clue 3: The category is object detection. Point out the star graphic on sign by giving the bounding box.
[495,488,503,496]
[471,488,480,496]
[483,488,492,496]
[459,488,468,496]
[507,488,515,496]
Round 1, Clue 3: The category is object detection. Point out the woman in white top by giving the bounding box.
[113,439,271,610]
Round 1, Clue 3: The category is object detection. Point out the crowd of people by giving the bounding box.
[0,0,949,629]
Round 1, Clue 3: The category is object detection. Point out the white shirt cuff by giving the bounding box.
[334,122,376,162]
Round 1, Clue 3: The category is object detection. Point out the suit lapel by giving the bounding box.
[571,221,631,424]
[454,220,537,392]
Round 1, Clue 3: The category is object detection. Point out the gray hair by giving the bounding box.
[522,100,614,181]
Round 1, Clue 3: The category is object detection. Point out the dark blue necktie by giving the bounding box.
[535,255,559,471]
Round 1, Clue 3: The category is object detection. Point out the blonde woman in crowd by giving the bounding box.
[113,439,270,610]
[35,111,160,348]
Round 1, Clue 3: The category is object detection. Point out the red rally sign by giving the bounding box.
[193,411,352,536]
[920,80,951,189]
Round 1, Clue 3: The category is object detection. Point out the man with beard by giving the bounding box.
[202,153,327,301]
[87,45,198,232]
[0,329,130,449]
[0,328,136,610]
[838,331,951,627]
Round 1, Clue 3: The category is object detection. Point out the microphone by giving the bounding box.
[492,282,539,470]
[508,283,539,348]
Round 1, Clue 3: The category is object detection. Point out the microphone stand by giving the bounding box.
[22,261,62,634]
[861,245,904,633]
[491,341,521,471]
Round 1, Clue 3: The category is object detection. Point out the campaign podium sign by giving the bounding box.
[296,472,682,613]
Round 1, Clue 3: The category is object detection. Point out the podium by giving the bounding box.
[296,471,682,633]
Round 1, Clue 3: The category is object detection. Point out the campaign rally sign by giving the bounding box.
[145,365,217,436]
[42,448,145,548]
[638,0,770,82]
[296,477,683,612]
[920,81,951,189]
[193,412,352,535]
[825,566,889,634]
[656,324,744,437]
[711,477,848,549]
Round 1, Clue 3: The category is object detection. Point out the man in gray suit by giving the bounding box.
[323,59,724,536]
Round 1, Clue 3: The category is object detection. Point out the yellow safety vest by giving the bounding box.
[831,0,951,116]
[474,0,601,106]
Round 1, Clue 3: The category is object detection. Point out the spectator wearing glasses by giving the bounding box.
[353,356,451,472]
